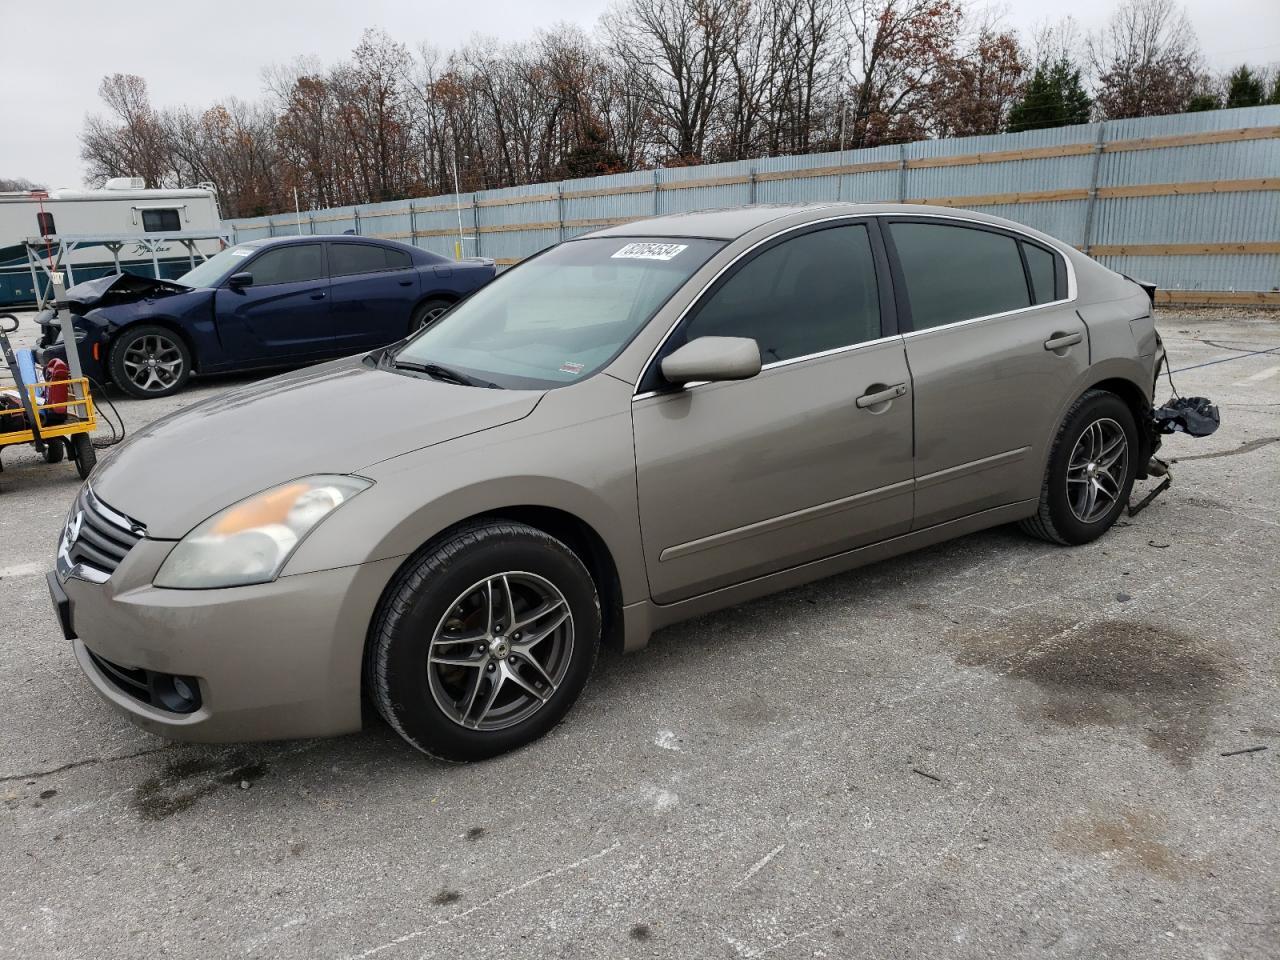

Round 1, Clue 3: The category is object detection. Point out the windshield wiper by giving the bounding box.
[392,359,500,389]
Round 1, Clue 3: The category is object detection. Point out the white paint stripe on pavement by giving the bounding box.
[1234,363,1280,385]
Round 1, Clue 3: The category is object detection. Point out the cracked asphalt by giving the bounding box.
[1,310,1277,959]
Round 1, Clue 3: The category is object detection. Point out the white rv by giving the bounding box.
[0,179,225,307]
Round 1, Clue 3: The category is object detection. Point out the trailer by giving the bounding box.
[1,179,224,307]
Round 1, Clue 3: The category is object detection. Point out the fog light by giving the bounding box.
[173,677,194,701]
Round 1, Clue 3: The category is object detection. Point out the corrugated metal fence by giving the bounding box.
[228,105,1280,305]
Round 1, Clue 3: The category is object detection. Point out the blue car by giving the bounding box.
[39,236,496,398]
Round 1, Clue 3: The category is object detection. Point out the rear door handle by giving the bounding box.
[856,383,908,409]
[310,291,327,300]
[1044,332,1082,351]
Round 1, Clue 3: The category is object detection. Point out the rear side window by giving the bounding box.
[679,223,882,365]
[1022,241,1059,304]
[329,243,407,276]
[889,222,1030,330]
[37,212,55,236]
[246,244,324,285]
[141,208,182,232]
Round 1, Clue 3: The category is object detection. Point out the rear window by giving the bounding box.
[329,243,409,276]
[889,222,1031,330]
[1022,241,1059,304]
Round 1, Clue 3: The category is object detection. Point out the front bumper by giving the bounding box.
[50,548,404,743]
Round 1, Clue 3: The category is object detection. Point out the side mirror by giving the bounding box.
[661,336,761,387]
[228,272,254,289]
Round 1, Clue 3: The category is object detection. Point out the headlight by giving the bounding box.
[154,475,371,589]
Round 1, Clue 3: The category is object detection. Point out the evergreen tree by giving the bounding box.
[1225,65,1265,108]
[1186,92,1220,111]
[1007,57,1092,132]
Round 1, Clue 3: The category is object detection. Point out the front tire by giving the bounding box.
[109,325,192,399]
[70,433,96,479]
[366,520,601,761]
[1021,389,1138,545]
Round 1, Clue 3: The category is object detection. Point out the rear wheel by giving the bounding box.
[366,520,601,761]
[410,298,453,334]
[1021,389,1138,545]
[109,325,192,399]
[42,439,65,463]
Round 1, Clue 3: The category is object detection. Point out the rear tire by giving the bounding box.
[366,520,601,761]
[410,298,453,335]
[43,439,65,463]
[109,325,192,399]
[1020,389,1138,546]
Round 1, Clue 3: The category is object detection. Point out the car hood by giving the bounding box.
[92,356,544,538]
[63,271,191,315]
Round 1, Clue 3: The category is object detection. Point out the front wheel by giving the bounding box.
[109,325,192,399]
[366,520,601,761]
[70,433,96,479]
[1021,389,1138,545]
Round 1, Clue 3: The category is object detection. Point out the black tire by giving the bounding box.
[42,439,65,463]
[108,325,192,399]
[1020,389,1138,546]
[366,520,601,761]
[70,433,96,479]
[410,297,454,335]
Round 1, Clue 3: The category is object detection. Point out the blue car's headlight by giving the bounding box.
[154,475,371,589]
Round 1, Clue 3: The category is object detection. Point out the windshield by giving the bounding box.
[175,245,257,288]
[393,236,723,389]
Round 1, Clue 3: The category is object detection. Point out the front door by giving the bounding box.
[884,218,1090,529]
[214,242,332,365]
[632,220,915,604]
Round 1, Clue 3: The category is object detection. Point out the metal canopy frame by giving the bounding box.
[23,230,232,311]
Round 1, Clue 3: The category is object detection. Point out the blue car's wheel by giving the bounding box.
[109,325,192,399]
[411,298,454,334]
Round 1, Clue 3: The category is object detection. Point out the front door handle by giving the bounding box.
[310,291,327,300]
[398,279,413,286]
[856,382,908,409]
[1044,331,1082,351]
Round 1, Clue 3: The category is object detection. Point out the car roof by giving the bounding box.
[240,235,420,250]
[581,202,1047,241]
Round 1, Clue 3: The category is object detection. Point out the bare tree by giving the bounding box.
[1088,0,1202,119]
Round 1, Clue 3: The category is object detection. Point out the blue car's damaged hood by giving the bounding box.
[63,271,192,316]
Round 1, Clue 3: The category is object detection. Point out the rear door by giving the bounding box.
[632,220,915,604]
[327,241,420,351]
[213,242,332,364]
[884,217,1088,529]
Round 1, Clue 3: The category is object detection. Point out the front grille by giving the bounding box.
[60,485,144,581]
[86,648,202,714]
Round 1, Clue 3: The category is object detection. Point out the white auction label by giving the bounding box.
[611,242,688,261]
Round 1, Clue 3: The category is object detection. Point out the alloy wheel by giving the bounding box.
[417,305,449,330]
[121,334,185,393]
[1066,417,1128,523]
[427,572,574,731]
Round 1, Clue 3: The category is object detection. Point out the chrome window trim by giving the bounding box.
[630,210,1078,400]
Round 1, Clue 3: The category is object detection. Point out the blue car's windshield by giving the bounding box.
[393,236,723,389]
[175,245,257,288]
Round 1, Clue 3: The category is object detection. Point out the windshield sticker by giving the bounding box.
[558,361,585,376]
[230,248,252,257]
[611,242,688,261]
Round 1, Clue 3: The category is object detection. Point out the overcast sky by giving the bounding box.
[4,0,1278,190]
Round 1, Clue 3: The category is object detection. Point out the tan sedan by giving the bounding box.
[49,203,1164,760]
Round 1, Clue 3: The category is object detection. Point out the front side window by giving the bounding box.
[394,236,723,389]
[673,223,882,367]
[889,222,1031,330]
[245,244,324,286]
[141,208,182,232]
[329,243,401,277]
